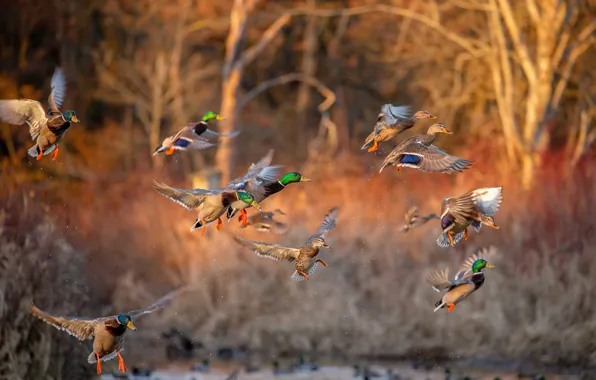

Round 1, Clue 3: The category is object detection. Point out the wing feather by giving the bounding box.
[305,207,339,244]
[234,235,299,261]
[48,68,67,114]
[30,302,95,341]
[228,150,275,189]
[0,100,47,140]
[125,288,182,319]
[152,181,216,210]
[398,144,472,174]
[380,104,412,126]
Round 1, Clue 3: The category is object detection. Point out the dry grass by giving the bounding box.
[0,196,94,379]
[1,154,596,377]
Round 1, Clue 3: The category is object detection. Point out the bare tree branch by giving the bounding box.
[237,14,292,69]
[238,73,336,112]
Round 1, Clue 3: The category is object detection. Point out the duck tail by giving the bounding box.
[190,219,203,232]
[88,350,120,363]
[27,145,40,158]
[433,300,445,312]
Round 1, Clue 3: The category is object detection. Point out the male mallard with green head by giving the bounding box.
[153,182,260,236]
[0,67,80,160]
[234,207,339,281]
[379,123,472,174]
[31,289,180,374]
[153,111,238,156]
[427,248,495,312]
[362,104,436,153]
[437,187,503,248]
[399,206,439,233]
[240,209,289,234]
[227,171,310,226]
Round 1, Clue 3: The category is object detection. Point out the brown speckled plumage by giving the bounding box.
[234,207,339,281]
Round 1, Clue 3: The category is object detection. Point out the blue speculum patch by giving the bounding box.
[174,139,191,148]
[400,154,421,164]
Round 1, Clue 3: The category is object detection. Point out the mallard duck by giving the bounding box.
[240,209,289,234]
[437,187,503,248]
[361,104,436,153]
[30,289,180,374]
[234,207,339,281]
[379,123,472,174]
[227,171,310,226]
[153,111,238,156]
[153,181,260,236]
[399,206,439,233]
[0,67,80,160]
[222,150,309,226]
[427,248,495,312]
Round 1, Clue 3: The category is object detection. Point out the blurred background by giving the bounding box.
[1,0,595,379]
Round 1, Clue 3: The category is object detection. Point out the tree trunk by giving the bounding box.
[295,0,319,155]
[216,69,242,185]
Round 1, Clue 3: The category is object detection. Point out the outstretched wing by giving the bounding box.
[305,207,339,244]
[172,136,216,151]
[201,128,241,140]
[441,192,479,226]
[426,267,471,292]
[0,99,47,140]
[30,302,96,341]
[229,150,275,188]
[234,235,299,262]
[397,144,472,174]
[124,288,182,319]
[153,180,223,210]
[48,67,67,114]
[379,104,411,127]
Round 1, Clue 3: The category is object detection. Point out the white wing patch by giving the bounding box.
[471,187,503,215]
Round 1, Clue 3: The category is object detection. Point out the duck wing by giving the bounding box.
[113,288,182,319]
[456,247,497,279]
[48,67,67,115]
[171,136,216,151]
[426,268,472,292]
[305,206,339,244]
[153,180,225,210]
[393,143,472,174]
[30,302,96,340]
[375,104,412,132]
[0,99,48,141]
[234,235,299,262]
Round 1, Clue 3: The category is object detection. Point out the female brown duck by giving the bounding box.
[379,123,472,174]
[361,104,436,152]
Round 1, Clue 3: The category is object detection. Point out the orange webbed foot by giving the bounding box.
[239,209,248,227]
[315,259,329,268]
[464,229,468,240]
[448,232,455,247]
[298,271,309,280]
[165,147,175,155]
[201,218,206,237]
[95,353,102,374]
[367,142,379,153]
[447,304,455,312]
[117,351,127,372]
[51,146,59,161]
[396,166,403,172]
[216,217,223,231]
[36,148,43,161]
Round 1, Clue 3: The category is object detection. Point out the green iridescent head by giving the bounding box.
[63,110,80,123]
[236,191,260,209]
[279,172,311,186]
[116,314,136,330]
[202,111,224,122]
[471,259,494,273]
